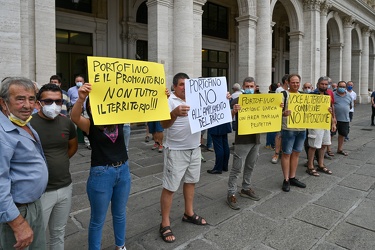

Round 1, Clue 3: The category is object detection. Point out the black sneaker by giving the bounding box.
[289,178,306,188]
[282,180,290,192]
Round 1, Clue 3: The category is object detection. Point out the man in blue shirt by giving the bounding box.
[0,77,48,249]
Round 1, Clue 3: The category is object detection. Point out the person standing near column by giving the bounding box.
[31,83,78,250]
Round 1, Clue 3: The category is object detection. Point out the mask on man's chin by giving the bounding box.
[8,112,32,126]
[4,102,32,126]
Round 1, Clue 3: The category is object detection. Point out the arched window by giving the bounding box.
[136,1,148,24]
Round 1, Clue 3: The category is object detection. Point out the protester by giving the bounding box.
[306,76,336,176]
[70,83,130,250]
[159,73,210,243]
[272,74,289,164]
[265,83,278,149]
[31,83,78,249]
[0,77,48,249]
[371,89,375,126]
[50,75,71,116]
[207,122,231,174]
[227,77,261,210]
[280,74,306,192]
[148,121,164,152]
[334,81,352,156]
[345,81,357,141]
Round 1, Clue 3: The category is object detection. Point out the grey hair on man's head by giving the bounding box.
[317,76,330,84]
[243,77,255,85]
[0,77,35,101]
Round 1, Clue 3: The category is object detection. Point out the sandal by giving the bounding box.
[182,213,208,225]
[306,167,320,177]
[327,151,335,156]
[159,224,175,243]
[337,150,348,156]
[316,165,333,175]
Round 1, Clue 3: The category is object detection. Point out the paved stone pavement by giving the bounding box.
[62,104,375,249]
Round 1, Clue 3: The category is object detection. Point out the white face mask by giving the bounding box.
[76,82,83,88]
[41,102,61,119]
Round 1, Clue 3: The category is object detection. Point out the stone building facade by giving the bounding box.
[1,0,375,102]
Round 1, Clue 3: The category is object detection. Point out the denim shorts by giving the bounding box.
[147,121,164,133]
[281,129,306,154]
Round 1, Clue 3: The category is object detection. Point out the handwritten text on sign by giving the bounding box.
[287,94,331,129]
[238,93,283,135]
[87,56,170,125]
[185,77,232,134]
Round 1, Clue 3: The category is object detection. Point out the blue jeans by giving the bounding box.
[206,133,213,148]
[211,134,230,171]
[266,132,276,147]
[123,125,131,152]
[87,161,131,250]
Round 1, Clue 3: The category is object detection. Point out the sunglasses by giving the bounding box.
[39,99,63,105]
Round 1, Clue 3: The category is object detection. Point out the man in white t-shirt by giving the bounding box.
[345,81,357,141]
[159,73,207,243]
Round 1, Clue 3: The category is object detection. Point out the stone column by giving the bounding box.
[320,1,330,76]
[107,0,121,57]
[126,28,138,60]
[302,0,322,83]
[360,27,371,103]
[255,0,271,92]
[370,53,375,92]
[328,43,343,83]
[288,31,304,75]
[193,0,206,78]
[342,16,354,81]
[35,0,56,83]
[236,15,257,82]
[173,0,194,76]
[147,0,171,79]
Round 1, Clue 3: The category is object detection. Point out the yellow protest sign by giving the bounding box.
[87,56,170,125]
[238,93,283,135]
[287,94,331,129]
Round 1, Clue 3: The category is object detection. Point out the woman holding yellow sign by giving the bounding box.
[71,83,130,250]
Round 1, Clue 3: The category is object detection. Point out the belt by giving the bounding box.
[15,202,32,208]
[106,160,125,167]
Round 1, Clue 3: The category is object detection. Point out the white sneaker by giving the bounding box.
[117,245,126,250]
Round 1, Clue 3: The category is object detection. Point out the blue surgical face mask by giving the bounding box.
[347,86,353,91]
[304,89,311,93]
[243,88,255,94]
[337,87,346,94]
[76,82,83,88]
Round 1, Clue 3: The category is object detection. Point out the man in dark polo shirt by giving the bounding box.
[31,83,78,249]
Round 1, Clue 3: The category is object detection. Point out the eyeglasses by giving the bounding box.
[39,99,63,105]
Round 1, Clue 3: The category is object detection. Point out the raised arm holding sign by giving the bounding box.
[87,56,170,125]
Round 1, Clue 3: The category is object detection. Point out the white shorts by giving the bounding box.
[162,147,201,192]
[308,129,331,149]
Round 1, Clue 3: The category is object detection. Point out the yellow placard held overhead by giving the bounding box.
[287,94,331,129]
[87,56,170,125]
[237,93,283,135]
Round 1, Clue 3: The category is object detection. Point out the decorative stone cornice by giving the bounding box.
[236,14,258,27]
[288,31,304,40]
[362,27,371,36]
[320,1,331,16]
[147,0,171,8]
[303,0,322,11]
[343,16,355,28]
